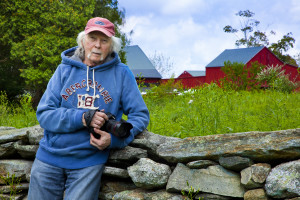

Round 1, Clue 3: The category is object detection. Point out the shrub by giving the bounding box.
[220,61,264,91]
[256,64,299,93]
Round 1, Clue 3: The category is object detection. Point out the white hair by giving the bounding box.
[74,31,122,60]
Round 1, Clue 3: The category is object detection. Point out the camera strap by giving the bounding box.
[84,109,98,128]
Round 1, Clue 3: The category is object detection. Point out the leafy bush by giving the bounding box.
[220,61,264,91]
[256,64,299,93]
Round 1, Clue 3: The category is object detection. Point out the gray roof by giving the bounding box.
[185,70,206,77]
[124,45,162,79]
[206,46,264,67]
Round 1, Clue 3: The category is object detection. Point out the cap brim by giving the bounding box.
[85,27,114,37]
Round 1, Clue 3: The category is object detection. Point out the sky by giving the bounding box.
[117,0,300,78]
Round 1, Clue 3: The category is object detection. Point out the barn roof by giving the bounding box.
[185,70,206,76]
[206,46,265,67]
[124,45,162,79]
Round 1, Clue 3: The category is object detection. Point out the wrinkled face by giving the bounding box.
[83,31,112,67]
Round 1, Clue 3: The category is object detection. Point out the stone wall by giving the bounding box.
[0,125,299,200]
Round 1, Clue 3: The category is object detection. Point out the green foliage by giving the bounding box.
[145,78,183,100]
[136,73,147,92]
[181,181,203,200]
[0,91,38,128]
[0,173,22,200]
[220,61,264,91]
[256,64,300,93]
[0,0,128,105]
[269,32,297,66]
[143,84,300,138]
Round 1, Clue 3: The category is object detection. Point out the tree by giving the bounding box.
[223,10,296,66]
[220,61,264,91]
[0,0,129,106]
[149,51,175,78]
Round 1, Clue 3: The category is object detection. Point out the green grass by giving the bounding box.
[143,84,300,138]
[1,84,300,138]
[0,92,38,128]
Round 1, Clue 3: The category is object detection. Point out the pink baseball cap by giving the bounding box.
[85,17,115,37]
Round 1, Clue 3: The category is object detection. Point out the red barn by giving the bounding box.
[176,70,206,88]
[205,46,300,83]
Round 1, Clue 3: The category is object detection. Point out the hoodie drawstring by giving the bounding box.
[86,66,90,92]
[92,69,96,98]
[86,66,96,99]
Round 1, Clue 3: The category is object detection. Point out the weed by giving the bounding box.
[181,181,203,200]
[0,173,22,200]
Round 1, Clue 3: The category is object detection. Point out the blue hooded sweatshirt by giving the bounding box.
[35,46,150,169]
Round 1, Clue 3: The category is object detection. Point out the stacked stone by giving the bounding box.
[0,125,299,200]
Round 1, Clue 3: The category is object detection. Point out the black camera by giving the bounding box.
[85,110,133,139]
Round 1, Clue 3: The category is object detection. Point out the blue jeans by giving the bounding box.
[28,158,105,200]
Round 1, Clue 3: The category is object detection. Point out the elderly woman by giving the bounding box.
[28,17,149,200]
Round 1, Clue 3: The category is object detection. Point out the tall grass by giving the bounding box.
[143,84,300,138]
[0,92,38,128]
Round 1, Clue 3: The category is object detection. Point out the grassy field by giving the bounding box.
[1,84,300,138]
[143,84,300,138]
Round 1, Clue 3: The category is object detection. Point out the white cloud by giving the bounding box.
[160,0,208,16]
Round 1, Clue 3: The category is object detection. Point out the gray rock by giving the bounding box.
[241,163,271,189]
[144,190,184,200]
[114,189,184,200]
[157,129,300,163]
[0,128,28,144]
[130,138,158,158]
[131,131,181,163]
[0,183,29,194]
[0,127,16,131]
[135,130,182,146]
[103,166,129,179]
[27,125,44,145]
[166,163,246,198]
[13,140,38,159]
[112,188,146,200]
[186,160,217,169]
[219,156,253,171]
[244,188,269,200]
[108,146,147,166]
[0,142,17,158]
[127,158,171,189]
[0,160,33,183]
[0,194,26,200]
[195,193,232,200]
[265,159,300,199]
[99,181,137,200]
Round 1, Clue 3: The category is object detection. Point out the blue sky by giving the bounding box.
[117,0,300,78]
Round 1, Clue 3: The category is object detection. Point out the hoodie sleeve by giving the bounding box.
[36,64,86,133]
[108,66,150,149]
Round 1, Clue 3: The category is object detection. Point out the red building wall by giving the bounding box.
[205,67,225,84]
[178,71,193,78]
